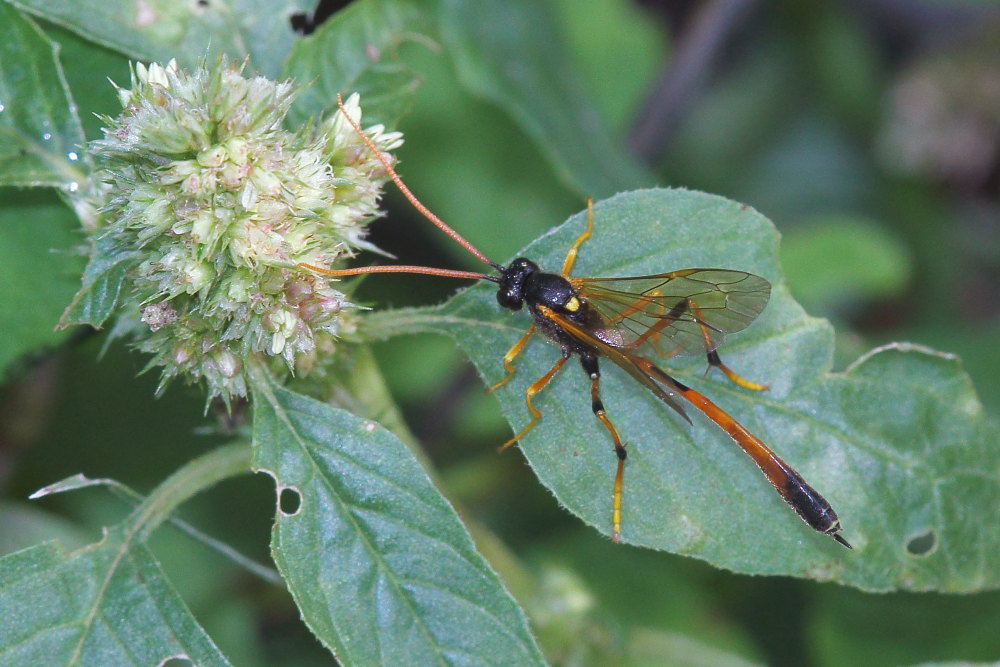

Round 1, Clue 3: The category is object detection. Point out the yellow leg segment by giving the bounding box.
[590,373,628,543]
[713,361,769,391]
[487,325,536,394]
[497,356,569,452]
[561,198,595,277]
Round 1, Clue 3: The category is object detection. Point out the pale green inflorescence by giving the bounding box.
[89,60,402,402]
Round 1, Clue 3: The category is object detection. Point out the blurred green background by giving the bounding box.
[2,0,999,664]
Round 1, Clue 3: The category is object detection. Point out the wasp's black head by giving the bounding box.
[496,258,538,311]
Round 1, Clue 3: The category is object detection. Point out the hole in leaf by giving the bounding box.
[905,529,937,556]
[279,487,301,516]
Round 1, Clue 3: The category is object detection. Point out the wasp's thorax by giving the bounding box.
[496,257,584,314]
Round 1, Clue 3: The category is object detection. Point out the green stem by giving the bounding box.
[335,344,422,449]
[356,305,511,342]
[132,442,252,543]
[102,482,281,583]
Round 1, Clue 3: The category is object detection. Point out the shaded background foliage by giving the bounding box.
[1,0,999,664]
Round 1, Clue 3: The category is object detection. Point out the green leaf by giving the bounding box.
[284,0,428,128]
[0,444,249,664]
[58,232,137,330]
[781,216,912,312]
[436,0,652,198]
[411,188,998,592]
[250,371,545,664]
[47,24,132,141]
[0,3,89,188]
[0,537,229,665]
[0,189,86,379]
[9,0,314,79]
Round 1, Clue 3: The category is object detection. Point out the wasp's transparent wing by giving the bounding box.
[571,269,770,358]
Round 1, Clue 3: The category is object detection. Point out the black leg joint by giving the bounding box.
[580,352,600,378]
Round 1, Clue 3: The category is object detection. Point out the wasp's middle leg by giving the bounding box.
[497,353,569,452]
[488,324,536,394]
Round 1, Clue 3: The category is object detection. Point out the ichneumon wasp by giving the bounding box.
[300,95,852,549]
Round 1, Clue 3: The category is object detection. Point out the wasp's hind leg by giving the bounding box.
[497,353,569,452]
[580,353,628,543]
[706,347,769,391]
[689,300,769,391]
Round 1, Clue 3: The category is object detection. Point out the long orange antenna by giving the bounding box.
[335,94,502,272]
[298,263,497,282]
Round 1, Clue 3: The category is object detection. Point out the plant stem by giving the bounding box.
[357,305,514,341]
[132,442,252,543]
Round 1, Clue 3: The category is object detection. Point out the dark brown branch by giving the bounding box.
[628,0,757,163]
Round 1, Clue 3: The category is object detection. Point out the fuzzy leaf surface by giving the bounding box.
[0,532,228,665]
[418,188,999,592]
[250,374,544,664]
[0,4,89,188]
[58,232,136,330]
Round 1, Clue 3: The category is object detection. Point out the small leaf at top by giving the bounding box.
[283,0,428,128]
[425,188,999,593]
[10,0,314,79]
[0,4,90,189]
[436,0,653,198]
